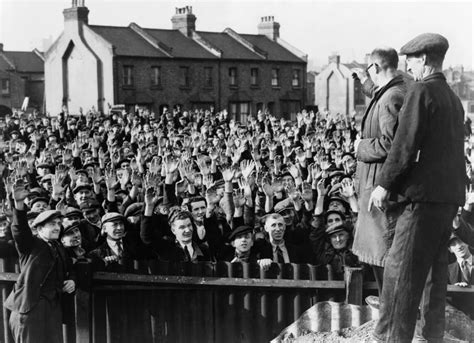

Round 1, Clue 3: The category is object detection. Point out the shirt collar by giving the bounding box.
[457,254,473,266]
[271,240,286,250]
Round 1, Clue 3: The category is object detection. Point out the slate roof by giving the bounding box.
[89,24,305,63]
[1,51,44,72]
[89,25,168,57]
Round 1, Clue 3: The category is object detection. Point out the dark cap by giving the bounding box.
[63,207,83,218]
[61,223,81,237]
[448,232,464,245]
[400,33,449,56]
[228,225,254,241]
[79,200,100,212]
[30,196,49,208]
[73,184,92,194]
[324,210,346,222]
[325,222,350,236]
[26,211,39,221]
[124,203,143,218]
[40,174,54,183]
[31,210,62,228]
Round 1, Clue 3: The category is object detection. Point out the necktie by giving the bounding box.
[116,241,124,257]
[184,245,192,261]
[461,260,471,284]
[275,246,285,264]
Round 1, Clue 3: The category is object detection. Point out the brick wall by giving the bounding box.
[114,57,306,119]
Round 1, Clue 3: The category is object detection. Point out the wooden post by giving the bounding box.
[345,267,363,305]
[74,261,93,343]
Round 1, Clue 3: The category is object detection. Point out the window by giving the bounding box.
[251,68,259,86]
[151,66,161,86]
[180,67,190,87]
[204,67,213,87]
[292,69,301,87]
[271,68,279,87]
[2,79,11,95]
[229,67,237,86]
[470,103,474,113]
[122,66,134,86]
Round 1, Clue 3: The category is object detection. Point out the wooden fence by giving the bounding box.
[0,258,472,343]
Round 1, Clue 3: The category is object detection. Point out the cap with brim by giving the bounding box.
[76,169,89,176]
[325,222,350,236]
[73,184,92,194]
[82,163,97,170]
[228,225,254,241]
[28,187,45,196]
[30,197,49,208]
[324,209,346,222]
[61,223,81,237]
[448,232,463,245]
[63,207,83,218]
[101,212,125,227]
[79,200,101,212]
[124,203,143,218]
[36,163,52,169]
[31,210,62,228]
[399,33,449,56]
[40,174,54,183]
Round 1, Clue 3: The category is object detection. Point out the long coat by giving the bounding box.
[4,209,74,314]
[353,75,408,266]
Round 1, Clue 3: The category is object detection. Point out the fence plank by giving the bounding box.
[345,267,364,305]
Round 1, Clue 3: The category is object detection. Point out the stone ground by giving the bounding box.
[293,320,470,343]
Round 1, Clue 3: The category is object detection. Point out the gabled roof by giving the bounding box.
[145,29,215,59]
[88,23,306,63]
[89,25,168,57]
[1,51,44,72]
[241,34,303,63]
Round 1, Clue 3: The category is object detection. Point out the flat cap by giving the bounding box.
[73,184,92,194]
[26,211,39,221]
[40,174,54,183]
[61,223,81,237]
[101,212,125,227]
[30,196,49,208]
[325,222,351,236]
[124,202,143,218]
[79,200,101,212]
[63,207,83,218]
[400,33,449,56]
[31,210,62,228]
[228,225,254,241]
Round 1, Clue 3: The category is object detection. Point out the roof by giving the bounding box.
[89,24,306,63]
[0,51,44,72]
[89,25,168,57]
[342,61,367,69]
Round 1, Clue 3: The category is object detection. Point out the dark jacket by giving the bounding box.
[255,238,307,264]
[377,73,465,204]
[4,209,75,314]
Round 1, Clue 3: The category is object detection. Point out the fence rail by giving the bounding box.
[0,257,473,343]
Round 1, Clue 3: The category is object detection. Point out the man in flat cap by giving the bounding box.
[4,179,75,343]
[369,33,465,342]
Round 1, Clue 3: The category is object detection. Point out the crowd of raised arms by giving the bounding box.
[0,107,472,282]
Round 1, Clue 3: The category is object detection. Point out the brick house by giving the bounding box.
[45,1,308,120]
[0,43,44,116]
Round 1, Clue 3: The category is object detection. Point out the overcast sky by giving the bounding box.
[0,0,472,70]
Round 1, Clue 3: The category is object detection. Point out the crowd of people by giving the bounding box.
[0,97,472,304]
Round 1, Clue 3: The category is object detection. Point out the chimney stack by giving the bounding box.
[171,6,196,37]
[258,16,280,40]
[63,0,89,25]
[329,54,340,65]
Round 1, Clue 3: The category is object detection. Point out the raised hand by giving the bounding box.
[221,165,236,183]
[104,167,117,190]
[261,174,274,197]
[12,179,29,203]
[233,189,246,208]
[287,162,301,180]
[240,160,256,180]
[316,178,329,197]
[163,156,179,175]
[340,178,356,198]
[205,185,221,205]
[301,182,313,202]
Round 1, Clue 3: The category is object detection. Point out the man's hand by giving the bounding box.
[257,258,273,271]
[62,280,76,294]
[454,282,470,288]
[351,67,369,83]
[368,185,388,212]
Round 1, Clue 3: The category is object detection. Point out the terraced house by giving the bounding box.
[45,1,308,120]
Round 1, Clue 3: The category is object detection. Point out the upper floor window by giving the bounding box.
[229,67,237,86]
[204,67,213,87]
[151,66,161,86]
[251,68,259,86]
[1,79,10,95]
[180,66,190,87]
[292,69,301,87]
[271,68,279,87]
[122,66,134,86]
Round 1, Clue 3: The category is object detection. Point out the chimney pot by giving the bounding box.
[258,16,280,40]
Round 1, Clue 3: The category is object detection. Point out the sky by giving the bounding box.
[0,0,472,70]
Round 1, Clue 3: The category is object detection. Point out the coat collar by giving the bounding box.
[422,72,446,82]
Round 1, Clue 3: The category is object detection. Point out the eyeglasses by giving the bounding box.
[366,63,376,73]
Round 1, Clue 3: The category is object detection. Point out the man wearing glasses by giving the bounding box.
[369,33,465,342]
[351,48,408,302]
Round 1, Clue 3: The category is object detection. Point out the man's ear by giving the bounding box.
[231,240,236,248]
